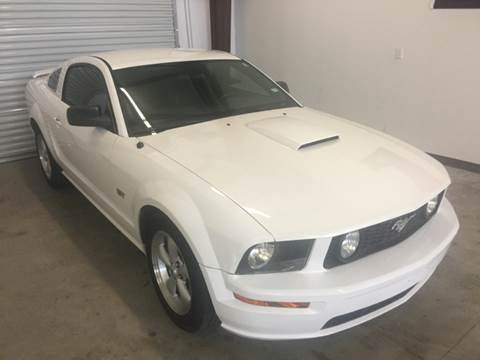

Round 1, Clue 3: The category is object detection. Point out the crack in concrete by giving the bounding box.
[439,322,478,359]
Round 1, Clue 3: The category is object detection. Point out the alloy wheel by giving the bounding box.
[37,135,52,179]
[151,230,192,315]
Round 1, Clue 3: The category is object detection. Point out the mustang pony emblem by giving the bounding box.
[392,214,416,233]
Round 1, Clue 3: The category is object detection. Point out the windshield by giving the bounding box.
[113,60,299,136]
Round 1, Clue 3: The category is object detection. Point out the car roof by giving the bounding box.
[93,48,239,70]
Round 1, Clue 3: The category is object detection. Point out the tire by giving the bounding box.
[146,214,218,332]
[35,132,65,188]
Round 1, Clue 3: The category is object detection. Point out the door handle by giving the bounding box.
[53,116,62,126]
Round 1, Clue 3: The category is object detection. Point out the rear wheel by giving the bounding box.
[146,215,217,332]
[35,132,65,188]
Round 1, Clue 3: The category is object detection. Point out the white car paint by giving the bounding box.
[141,106,450,242]
[25,48,459,340]
[95,48,239,70]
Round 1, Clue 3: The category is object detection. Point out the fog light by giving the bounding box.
[426,195,440,217]
[247,243,275,270]
[340,231,360,259]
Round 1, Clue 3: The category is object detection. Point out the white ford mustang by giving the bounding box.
[25,48,459,340]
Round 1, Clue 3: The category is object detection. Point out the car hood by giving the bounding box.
[141,107,450,240]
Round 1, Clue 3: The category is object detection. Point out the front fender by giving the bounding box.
[133,180,219,268]
[130,156,274,273]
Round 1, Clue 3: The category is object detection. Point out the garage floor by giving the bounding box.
[0,158,479,360]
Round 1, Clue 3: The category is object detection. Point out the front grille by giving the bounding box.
[323,191,444,269]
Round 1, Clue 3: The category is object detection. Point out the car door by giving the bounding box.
[59,63,119,212]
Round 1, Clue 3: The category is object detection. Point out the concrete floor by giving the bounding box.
[0,158,479,360]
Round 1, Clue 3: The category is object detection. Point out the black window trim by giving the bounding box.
[61,62,118,134]
[94,56,131,136]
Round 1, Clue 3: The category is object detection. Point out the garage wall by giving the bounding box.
[234,0,480,164]
[0,0,176,163]
[175,0,211,49]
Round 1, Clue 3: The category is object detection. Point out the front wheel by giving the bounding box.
[146,216,218,332]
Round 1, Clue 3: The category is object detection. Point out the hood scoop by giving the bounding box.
[247,116,339,151]
[297,135,340,150]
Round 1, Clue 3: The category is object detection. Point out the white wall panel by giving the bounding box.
[234,0,480,164]
[0,0,176,163]
[175,0,211,49]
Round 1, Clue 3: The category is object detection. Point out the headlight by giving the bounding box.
[425,194,441,217]
[340,231,360,259]
[247,243,275,270]
[236,239,315,274]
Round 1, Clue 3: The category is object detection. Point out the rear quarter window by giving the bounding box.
[47,68,61,91]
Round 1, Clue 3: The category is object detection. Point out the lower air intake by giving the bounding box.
[322,284,416,329]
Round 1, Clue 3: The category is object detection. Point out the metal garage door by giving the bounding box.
[0,0,177,163]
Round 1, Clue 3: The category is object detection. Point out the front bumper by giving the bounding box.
[202,198,459,340]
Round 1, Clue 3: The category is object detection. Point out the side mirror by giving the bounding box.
[276,81,290,93]
[67,106,111,129]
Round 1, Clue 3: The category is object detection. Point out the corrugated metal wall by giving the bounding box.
[0,0,177,163]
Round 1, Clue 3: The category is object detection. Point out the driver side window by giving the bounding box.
[62,64,115,132]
